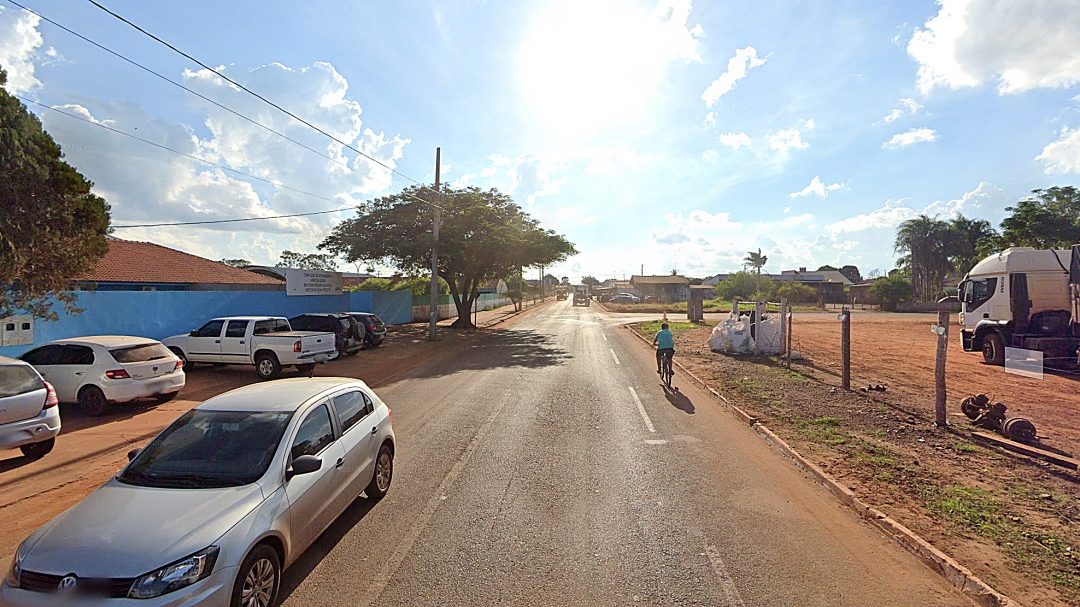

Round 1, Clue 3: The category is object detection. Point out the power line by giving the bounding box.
[85,0,443,201]
[5,0,441,212]
[111,208,351,228]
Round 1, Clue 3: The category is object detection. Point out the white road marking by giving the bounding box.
[601,333,608,341]
[705,545,747,607]
[357,389,514,607]
[627,386,655,433]
[644,439,667,445]
[610,349,620,365]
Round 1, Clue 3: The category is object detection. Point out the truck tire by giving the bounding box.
[981,332,1005,366]
[170,347,194,372]
[255,352,282,380]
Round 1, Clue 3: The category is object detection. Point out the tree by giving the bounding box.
[391,275,449,296]
[997,187,1080,250]
[321,184,575,329]
[743,248,767,296]
[220,258,251,268]
[560,276,570,285]
[581,275,600,287]
[714,271,774,301]
[345,277,393,292]
[777,282,816,304]
[0,68,111,319]
[870,274,912,311]
[895,215,955,301]
[277,250,338,271]
[867,268,882,279]
[817,265,838,271]
[838,265,862,284]
[948,215,998,276]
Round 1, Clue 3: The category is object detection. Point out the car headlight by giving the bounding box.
[128,546,219,599]
[3,543,23,589]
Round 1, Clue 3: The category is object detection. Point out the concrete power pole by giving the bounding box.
[428,148,442,342]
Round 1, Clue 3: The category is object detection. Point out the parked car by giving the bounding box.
[345,312,387,348]
[288,314,362,356]
[1,377,395,606]
[0,355,60,459]
[163,317,338,381]
[19,337,184,417]
[608,293,641,304]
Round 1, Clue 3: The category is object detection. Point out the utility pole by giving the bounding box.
[428,148,441,342]
[934,308,950,427]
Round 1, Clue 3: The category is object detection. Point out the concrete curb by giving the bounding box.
[622,323,1016,607]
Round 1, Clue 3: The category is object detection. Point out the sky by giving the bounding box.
[2,0,1080,283]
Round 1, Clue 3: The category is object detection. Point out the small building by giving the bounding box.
[75,239,283,291]
[630,275,691,302]
[849,279,882,306]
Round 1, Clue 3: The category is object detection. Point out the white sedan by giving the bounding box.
[19,336,185,416]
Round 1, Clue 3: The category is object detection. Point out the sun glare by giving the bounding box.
[521,0,669,136]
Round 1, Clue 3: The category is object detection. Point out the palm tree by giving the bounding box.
[743,248,768,297]
[895,216,957,301]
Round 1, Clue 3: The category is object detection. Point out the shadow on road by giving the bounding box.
[411,328,571,379]
[278,494,378,602]
[0,453,33,474]
[663,386,695,414]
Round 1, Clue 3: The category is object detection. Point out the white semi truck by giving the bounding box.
[958,245,1080,367]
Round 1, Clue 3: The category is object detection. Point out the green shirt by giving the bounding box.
[655,329,675,350]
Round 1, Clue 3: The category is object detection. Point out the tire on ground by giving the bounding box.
[366,442,394,500]
[78,385,108,417]
[255,352,282,380]
[981,331,1005,366]
[230,543,281,607]
[20,438,55,460]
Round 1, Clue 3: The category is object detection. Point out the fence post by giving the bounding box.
[935,309,950,427]
[779,298,788,359]
[754,300,764,356]
[841,307,851,391]
[787,305,793,371]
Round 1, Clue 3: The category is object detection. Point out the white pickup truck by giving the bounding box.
[162,316,338,380]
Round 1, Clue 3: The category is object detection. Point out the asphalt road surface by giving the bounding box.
[279,301,970,606]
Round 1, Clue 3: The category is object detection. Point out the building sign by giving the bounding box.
[285,269,343,296]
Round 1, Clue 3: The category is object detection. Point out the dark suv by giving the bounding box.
[346,312,387,348]
[288,313,362,356]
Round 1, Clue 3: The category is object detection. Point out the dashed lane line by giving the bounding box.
[705,545,747,606]
[627,386,655,433]
[610,349,620,365]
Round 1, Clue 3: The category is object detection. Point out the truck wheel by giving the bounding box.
[981,332,1005,366]
[170,348,194,371]
[255,353,282,380]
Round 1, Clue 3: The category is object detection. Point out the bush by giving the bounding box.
[346,277,393,292]
[714,272,775,301]
[391,275,450,296]
[776,282,817,304]
[870,275,912,311]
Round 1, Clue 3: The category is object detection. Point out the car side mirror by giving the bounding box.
[286,455,322,480]
[190,330,198,337]
[127,448,142,462]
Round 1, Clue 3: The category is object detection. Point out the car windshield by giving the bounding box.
[0,365,44,397]
[110,343,174,363]
[118,410,292,489]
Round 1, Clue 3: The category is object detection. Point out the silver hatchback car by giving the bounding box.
[1,377,394,607]
[0,355,60,460]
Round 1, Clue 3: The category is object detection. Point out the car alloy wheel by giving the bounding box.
[366,444,393,500]
[241,557,276,607]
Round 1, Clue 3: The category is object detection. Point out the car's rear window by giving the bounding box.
[110,343,174,363]
[0,365,45,398]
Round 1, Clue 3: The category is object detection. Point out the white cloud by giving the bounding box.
[908,0,1080,94]
[702,149,718,160]
[775,212,814,227]
[923,181,1002,217]
[0,6,44,94]
[1036,126,1080,173]
[803,118,816,130]
[652,230,691,245]
[790,176,845,198]
[701,46,767,106]
[883,127,938,149]
[768,128,808,153]
[719,132,751,150]
[825,200,918,234]
[490,152,566,207]
[881,97,923,123]
[703,112,716,128]
[551,205,598,225]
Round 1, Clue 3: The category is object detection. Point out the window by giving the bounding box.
[288,316,311,331]
[291,404,334,459]
[332,390,369,433]
[253,320,288,335]
[0,365,44,397]
[225,320,248,338]
[962,278,997,311]
[20,346,59,366]
[57,345,95,365]
[110,343,173,363]
[195,320,225,338]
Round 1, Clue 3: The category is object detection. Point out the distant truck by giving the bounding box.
[163,316,338,380]
[573,285,590,307]
[959,246,1080,367]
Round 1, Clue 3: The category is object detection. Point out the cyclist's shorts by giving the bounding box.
[656,348,674,359]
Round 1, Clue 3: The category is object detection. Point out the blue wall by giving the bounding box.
[0,290,413,358]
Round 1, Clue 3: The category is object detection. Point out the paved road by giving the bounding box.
[279,301,970,606]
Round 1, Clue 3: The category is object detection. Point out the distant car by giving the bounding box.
[0,355,60,460]
[0,377,395,607]
[345,313,387,348]
[572,292,590,306]
[19,337,184,417]
[608,294,641,304]
[288,314,362,356]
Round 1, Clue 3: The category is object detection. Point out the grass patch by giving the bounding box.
[953,442,979,453]
[812,416,839,427]
[927,486,1006,535]
[637,320,708,336]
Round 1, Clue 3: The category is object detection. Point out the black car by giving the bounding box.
[346,312,387,348]
[288,313,362,356]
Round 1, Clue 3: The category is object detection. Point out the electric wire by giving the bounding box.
[85,0,444,202]
[4,0,444,213]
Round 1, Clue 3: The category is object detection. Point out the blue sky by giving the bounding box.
[2,0,1079,282]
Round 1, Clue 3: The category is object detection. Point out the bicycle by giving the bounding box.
[659,349,674,389]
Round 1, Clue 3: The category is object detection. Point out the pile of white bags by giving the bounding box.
[708,311,786,355]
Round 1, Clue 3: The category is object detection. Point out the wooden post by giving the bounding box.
[754,300,764,356]
[841,307,851,391]
[935,309,950,427]
[779,298,788,358]
[787,305,793,370]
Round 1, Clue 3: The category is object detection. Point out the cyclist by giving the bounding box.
[653,323,675,375]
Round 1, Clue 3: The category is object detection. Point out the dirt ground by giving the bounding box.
[0,299,551,568]
[642,314,1080,606]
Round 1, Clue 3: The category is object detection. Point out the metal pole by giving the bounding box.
[841,307,851,391]
[935,309,950,427]
[428,148,441,341]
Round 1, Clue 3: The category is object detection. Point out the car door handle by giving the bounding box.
[75,372,84,376]
[215,340,220,343]
[371,426,378,436]
[335,457,344,469]
[239,340,245,344]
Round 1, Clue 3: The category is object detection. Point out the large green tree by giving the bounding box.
[277,250,338,271]
[0,68,111,319]
[949,215,998,276]
[895,216,956,302]
[321,185,576,328]
[997,187,1080,249]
